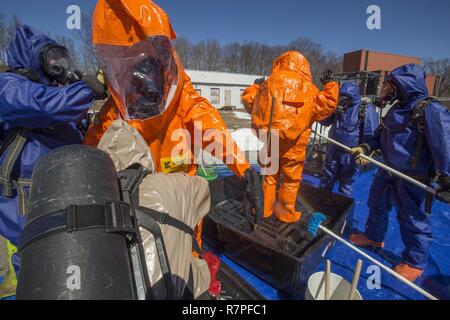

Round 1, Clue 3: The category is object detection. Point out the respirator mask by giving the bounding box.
[40,45,82,85]
[336,96,351,114]
[374,80,399,109]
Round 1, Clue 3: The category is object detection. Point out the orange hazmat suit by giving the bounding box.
[242,51,338,223]
[85,0,257,249]
[85,0,250,177]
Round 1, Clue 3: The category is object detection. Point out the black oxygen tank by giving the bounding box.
[16,145,136,300]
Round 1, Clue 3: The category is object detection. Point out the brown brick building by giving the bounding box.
[343,49,440,96]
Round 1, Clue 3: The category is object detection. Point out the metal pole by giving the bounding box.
[312,131,437,195]
[319,225,438,300]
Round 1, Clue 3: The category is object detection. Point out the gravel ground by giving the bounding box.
[219,110,251,129]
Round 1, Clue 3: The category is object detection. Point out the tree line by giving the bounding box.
[0,12,449,96]
[174,37,343,83]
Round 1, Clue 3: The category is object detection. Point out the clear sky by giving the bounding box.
[0,0,449,59]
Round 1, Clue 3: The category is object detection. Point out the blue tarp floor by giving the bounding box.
[217,168,450,300]
[1,167,449,300]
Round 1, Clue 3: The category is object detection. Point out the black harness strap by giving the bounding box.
[358,104,368,145]
[14,178,32,216]
[137,206,194,236]
[18,201,135,251]
[134,207,177,300]
[118,164,206,299]
[410,97,439,169]
[0,129,27,198]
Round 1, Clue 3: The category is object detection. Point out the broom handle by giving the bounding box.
[325,259,331,300]
[348,259,362,300]
[318,225,438,300]
[200,163,208,176]
[312,131,436,195]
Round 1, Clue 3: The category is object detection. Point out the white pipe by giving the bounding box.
[312,131,437,195]
[318,225,438,300]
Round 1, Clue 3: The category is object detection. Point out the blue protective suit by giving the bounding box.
[319,82,379,197]
[362,64,450,269]
[0,25,95,264]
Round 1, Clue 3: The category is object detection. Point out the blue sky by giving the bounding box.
[0,0,449,59]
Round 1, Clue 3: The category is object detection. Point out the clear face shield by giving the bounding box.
[40,45,82,85]
[95,36,179,120]
[374,81,399,109]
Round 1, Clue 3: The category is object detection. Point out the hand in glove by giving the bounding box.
[436,177,450,204]
[320,69,335,85]
[254,77,265,85]
[351,146,370,166]
[243,168,264,229]
[435,188,450,204]
[83,69,108,100]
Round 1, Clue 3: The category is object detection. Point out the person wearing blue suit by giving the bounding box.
[319,82,379,197]
[0,25,104,278]
[350,64,450,282]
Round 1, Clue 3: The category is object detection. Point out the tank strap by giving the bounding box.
[137,206,194,236]
[136,206,204,254]
[358,104,368,145]
[13,179,32,216]
[134,207,176,300]
[0,129,28,198]
[18,201,135,251]
[410,97,440,168]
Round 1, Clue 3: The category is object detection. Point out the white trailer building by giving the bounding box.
[185,69,263,110]
[185,69,331,141]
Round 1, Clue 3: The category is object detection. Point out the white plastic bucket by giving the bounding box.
[305,271,363,300]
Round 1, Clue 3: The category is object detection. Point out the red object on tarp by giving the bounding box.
[201,251,221,298]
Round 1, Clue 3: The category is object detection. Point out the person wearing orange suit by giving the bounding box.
[242,51,338,223]
[84,0,264,232]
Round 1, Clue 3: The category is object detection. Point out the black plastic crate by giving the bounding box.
[203,176,354,297]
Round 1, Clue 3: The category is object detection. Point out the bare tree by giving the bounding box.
[203,39,222,71]
[423,57,450,97]
[0,14,21,68]
[222,42,241,73]
[74,12,97,74]
[0,14,7,66]
[55,35,79,67]
[173,37,192,68]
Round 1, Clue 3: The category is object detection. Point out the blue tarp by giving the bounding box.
[2,166,448,300]
[216,168,450,300]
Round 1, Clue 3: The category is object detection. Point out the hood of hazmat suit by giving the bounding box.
[322,82,378,147]
[242,51,338,223]
[97,120,211,299]
[85,0,249,178]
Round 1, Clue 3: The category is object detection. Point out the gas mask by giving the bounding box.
[95,36,179,121]
[127,58,165,119]
[374,81,399,109]
[336,96,351,114]
[40,45,82,85]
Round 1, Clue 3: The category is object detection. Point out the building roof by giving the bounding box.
[186,69,263,86]
[345,49,421,61]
